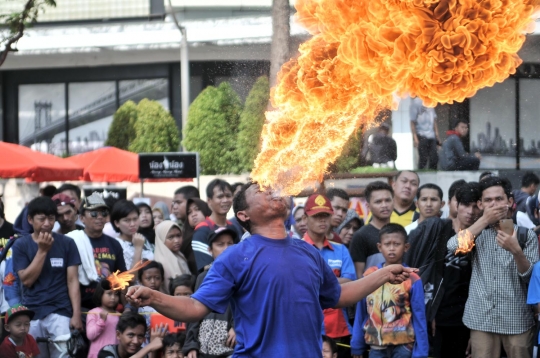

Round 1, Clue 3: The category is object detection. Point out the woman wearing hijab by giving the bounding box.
[182,198,212,274]
[154,221,190,294]
[137,202,156,251]
[153,201,171,222]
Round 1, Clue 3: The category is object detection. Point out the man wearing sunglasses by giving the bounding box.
[67,193,127,311]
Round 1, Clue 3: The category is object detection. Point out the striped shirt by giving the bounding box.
[447,225,538,334]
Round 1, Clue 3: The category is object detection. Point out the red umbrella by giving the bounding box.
[66,147,140,182]
[0,141,84,182]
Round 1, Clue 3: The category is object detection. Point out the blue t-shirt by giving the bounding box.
[527,262,540,344]
[191,234,341,357]
[13,233,81,320]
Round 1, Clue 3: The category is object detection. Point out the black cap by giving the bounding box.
[208,227,239,246]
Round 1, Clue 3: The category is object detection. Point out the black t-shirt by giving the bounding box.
[349,224,380,263]
[80,234,127,309]
[0,221,14,249]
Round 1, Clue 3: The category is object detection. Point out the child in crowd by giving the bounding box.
[183,228,237,358]
[127,260,165,344]
[87,280,121,358]
[0,304,40,357]
[97,311,167,358]
[162,332,187,358]
[322,335,338,358]
[169,274,196,298]
[351,224,428,358]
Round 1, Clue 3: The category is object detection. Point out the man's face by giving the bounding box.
[172,194,187,220]
[239,184,287,226]
[81,209,108,233]
[392,172,419,205]
[455,122,469,137]
[57,204,77,230]
[368,190,393,221]
[306,213,331,236]
[61,190,81,211]
[28,213,55,234]
[164,343,183,358]
[208,187,233,216]
[117,325,146,356]
[478,186,512,212]
[293,208,308,237]
[330,197,349,228]
[449,196,459,219]
[527,183,539,196]
[457,201,482,228]
[417,188,443,221]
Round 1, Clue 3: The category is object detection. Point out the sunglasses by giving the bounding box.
[89,210,109,218]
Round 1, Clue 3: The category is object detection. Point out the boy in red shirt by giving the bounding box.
[0,304,40,357]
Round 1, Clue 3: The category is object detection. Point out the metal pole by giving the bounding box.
[140,179,144,198]
[180,27,190,151]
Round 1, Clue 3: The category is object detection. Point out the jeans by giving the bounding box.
[369,344,412,358]
[417,136,438,170]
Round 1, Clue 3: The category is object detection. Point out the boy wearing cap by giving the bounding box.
[184,227,237,358]
[0,304,40,357]
[303,194,356,358]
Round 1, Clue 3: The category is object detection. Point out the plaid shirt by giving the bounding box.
[447,225,538,334]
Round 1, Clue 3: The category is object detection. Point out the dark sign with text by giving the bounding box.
[83,187,127,201]
[138,153,199,179]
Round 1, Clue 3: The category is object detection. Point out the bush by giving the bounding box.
[237,76,270,172]
[328,129,362,173]
[105,101,137,150]
[129,99,180,153]
[183,82,243,174]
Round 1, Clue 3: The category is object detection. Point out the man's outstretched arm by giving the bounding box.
[336,264,415,308]
[127,286,210,322]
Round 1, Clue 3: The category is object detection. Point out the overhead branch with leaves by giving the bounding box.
[0,0,56,67]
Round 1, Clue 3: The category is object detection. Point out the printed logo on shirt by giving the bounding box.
[3,272,16,286]
[327,259,343,267]
[50,258,64,267]
[94,247,117,261]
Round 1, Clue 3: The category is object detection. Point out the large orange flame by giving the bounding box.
[251,0,539,195]
[107,260,151,291]
[455,229,475,255]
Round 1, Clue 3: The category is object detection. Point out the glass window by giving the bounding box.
[18,84,67,156]
[469,80,516,169]
[68,82,116,155]
[518,79,540,169]
[119,79,169,109]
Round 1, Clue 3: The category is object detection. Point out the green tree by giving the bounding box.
[237,76,270,172]
[329,129,362,173]
[105,100,137,150]
[183,82,243,174]
[0,0,56,67]
[129,99,180,153]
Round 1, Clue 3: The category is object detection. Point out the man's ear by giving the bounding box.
[236,210,250,222]
[440,200,446,209]
[404,242,410,252]
[508,196,514,208]
[477,199,484,211]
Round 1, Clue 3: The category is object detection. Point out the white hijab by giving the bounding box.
[154,221,190,294]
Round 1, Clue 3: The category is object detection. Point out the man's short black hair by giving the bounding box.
[40,185,57,198]
[233,182,256,233]
[522,172,540,188]
[206,179,233,199]
[231,182,244,194]
[322,335,337,354]
[168,274,196,296]
[116,311,147,333]
[138,260,164,282]
[379,223,407,243]
[162,333,186,352]
[452,118,468,129]
[56,184,81,200]
[174,185,200,199]
[326,188,349,202]
[417,183,443,200]
[456,182,481,206]
[110,199,139,233]
[27,197,57,218]
[479,171,493,182]
[394,170,420,184]
[448,179,467,200]
[364,181,394,203]
[479,176,512,199]
[92,280,120,308]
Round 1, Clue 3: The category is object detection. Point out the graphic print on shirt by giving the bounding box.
[94,247,116,278]
[327,259,343,277]
[363,267,416,346]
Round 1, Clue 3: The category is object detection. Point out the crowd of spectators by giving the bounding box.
[0,170,540,358]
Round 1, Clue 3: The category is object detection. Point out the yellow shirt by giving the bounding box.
[366,203,418,227]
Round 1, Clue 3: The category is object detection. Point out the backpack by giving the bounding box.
[517,226,529,250]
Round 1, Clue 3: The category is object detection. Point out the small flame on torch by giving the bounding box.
[455,229,475,255]
[107,260,152,291]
